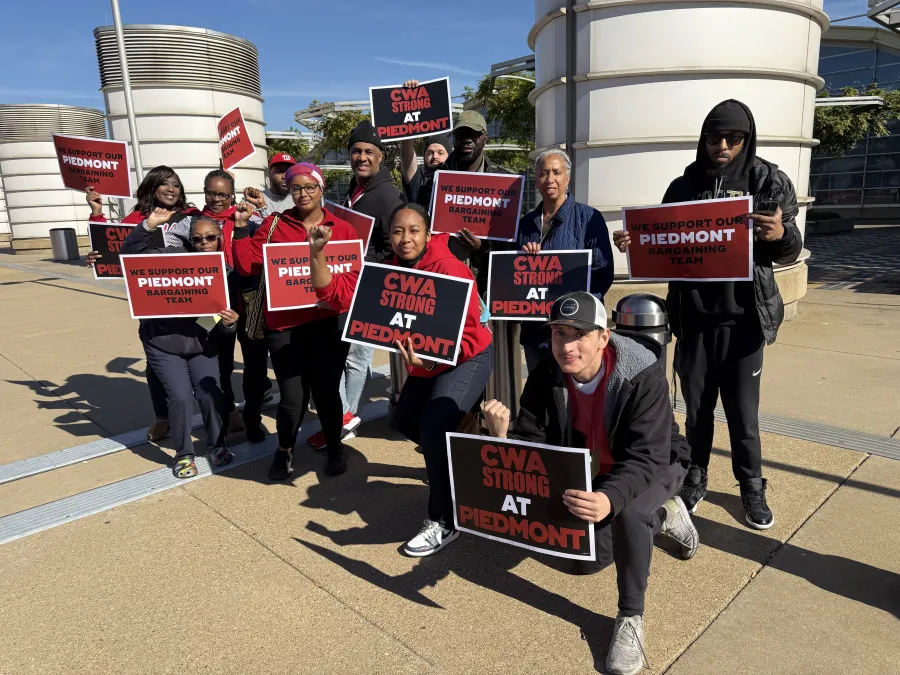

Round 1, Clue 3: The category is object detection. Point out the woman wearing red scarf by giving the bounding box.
[85,166,199,443]
[232,162,360,478]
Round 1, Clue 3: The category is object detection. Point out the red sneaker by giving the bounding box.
[307,412,361,450]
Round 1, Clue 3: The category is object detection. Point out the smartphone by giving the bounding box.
[756,199,778,215]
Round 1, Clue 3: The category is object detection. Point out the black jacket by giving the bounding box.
[509,333,691,518]
[121,223,236,357]
[344,165,405,263]
[662,101,803,344]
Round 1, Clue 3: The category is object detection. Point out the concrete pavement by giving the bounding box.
[0,247,898,673]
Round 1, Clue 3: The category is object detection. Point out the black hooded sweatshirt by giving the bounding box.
[345,165,405,263]
[661,100,802,342]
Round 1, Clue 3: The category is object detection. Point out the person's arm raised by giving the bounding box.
[307,225,334,289]
[399,80,421,183]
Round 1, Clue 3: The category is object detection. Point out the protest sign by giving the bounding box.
[342,263,472,366]
[52,134,132,199]
[120,252,229,319]
[431,170,524,241]
[369,77,453,142]
[217,107,256,170]
[325,200,375,252]
[622,196,753,281]
[447,433,594,560]
[487,250,592,321]
[263,240,364,311]
[88,223,163,279]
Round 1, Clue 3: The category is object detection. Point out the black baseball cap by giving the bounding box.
[546,291,608,331]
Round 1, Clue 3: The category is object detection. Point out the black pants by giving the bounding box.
[585,460,686,616]
[394,346,493,528]
[143,343,226,458]
[217,330,271,429]
[146,360,169,421]
[675,324,765,482]
[267,316,349,451]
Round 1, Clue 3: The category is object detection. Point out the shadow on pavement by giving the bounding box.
[694,514,900,619]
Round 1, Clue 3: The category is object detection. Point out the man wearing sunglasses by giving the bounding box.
[615,99,802,531]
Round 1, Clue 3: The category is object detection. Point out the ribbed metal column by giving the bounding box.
[94,24,268,204]
[0,104,107,248]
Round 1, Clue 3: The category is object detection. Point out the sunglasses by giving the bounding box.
[204,189,233,200]
[190,234,221,244]
[704,132,746,147]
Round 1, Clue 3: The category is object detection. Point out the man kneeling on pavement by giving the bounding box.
[483,292,698,675]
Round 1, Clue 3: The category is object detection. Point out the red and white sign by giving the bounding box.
[430,170,525,241]
[52,134,132,199]
[120,252,230,319]
[217,107,256,170]
[325,200,375,252]
[263,240,364,311]
[622,197,754,282]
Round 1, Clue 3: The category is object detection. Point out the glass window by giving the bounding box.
[874,64,900,88]
[865,135,900,154]
[811,173,864,190]
[819,49,877,74]
[811,155,866,174]
[822,69,874,93]
[867,154,900,171]
[876,48,900,67]
[811,188,862,206]
[863,188,900,204]
[865,170,900,187]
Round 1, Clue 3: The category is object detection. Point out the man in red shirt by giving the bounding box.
[484,291,698,675]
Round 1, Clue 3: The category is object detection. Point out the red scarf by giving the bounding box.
[202,205,237,267]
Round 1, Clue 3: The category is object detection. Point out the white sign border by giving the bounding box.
[217,106,257,171]
[51,133,134,200]
[430,169,525,243]
[368,76,454,144]
[263,239,365,312]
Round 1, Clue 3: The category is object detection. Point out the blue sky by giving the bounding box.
[0,0,875,131]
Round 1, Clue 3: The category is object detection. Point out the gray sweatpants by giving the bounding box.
[582,461,688,616]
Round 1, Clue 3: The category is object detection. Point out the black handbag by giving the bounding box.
[241,215,280,340]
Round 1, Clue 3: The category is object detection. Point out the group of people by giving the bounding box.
[85,97,800,675]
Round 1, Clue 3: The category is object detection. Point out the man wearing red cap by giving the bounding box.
[244,153,297,217]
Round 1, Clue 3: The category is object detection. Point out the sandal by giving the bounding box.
[209,447,234,467]
[172,456,198,479]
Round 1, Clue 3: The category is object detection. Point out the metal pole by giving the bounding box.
[110,0,143,185]
[388,352,408,425]
[485,321,523,421]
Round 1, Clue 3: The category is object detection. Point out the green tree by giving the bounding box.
[814,86,900,157]
[266,126,311,161]
[462,72,535,172]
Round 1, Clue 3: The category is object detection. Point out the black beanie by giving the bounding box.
[423,134,452,155]
[347,121,383,151]
[702,100,752,135]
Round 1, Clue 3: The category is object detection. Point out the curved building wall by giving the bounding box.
[531,0,826,273]
[94,24,267,205]
[0,174,9,237]
[0,104,107,244]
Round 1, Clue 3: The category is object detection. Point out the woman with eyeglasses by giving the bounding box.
[85,166,200,444]
[164,170,272,442]
[232,162,360,479]
[120,211,241,478]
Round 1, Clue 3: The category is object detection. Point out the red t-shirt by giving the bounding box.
[566,347,616,477]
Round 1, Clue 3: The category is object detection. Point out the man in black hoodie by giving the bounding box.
[483,292,698,675]
[615,100,802,530]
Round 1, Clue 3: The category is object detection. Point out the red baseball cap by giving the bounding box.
[269,153,296,168]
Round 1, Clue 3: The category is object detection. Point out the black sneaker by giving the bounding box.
[741,478,774,530]
[267,449,293,481]
[679,468,708,514]
[245,423,267,444]
[323,445,347,476]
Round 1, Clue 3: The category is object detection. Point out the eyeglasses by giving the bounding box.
[290,184,321,196]
[204,189,233,200]
[190,234,221,244]
[704,132,746,147]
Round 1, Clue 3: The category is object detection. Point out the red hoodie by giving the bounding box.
[233,207,360,331]
[316,233,492,378]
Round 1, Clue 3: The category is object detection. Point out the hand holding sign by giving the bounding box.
[396,336,432,370]
[85,185,104,216]
[219,309,239,326]
[613,230,630,252]
[521,241,541,255]
[563,489,612,524]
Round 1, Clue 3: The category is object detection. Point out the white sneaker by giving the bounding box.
[403,520,459,557]
[606,614,647,675]
[342,415,361,443]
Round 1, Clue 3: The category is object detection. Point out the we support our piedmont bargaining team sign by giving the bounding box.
[342,263,472,366]
[52,134,132,199]
[120,252,230,319]
[88,223,163,279]
[217,107,256,170]
[369,77,453,142]
[487,250,592,321]
[325,200,375,252]
[623,196,754,281]
[447,433,595,560]
[431,170,525,241]
[263,240,364,311]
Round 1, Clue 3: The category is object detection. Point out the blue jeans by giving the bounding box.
[341,342,374,416]
[394,345,494,528]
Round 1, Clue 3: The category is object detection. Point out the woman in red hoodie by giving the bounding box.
[308,202,494,557]
[85,165,199,443]
[233,162,359,478]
